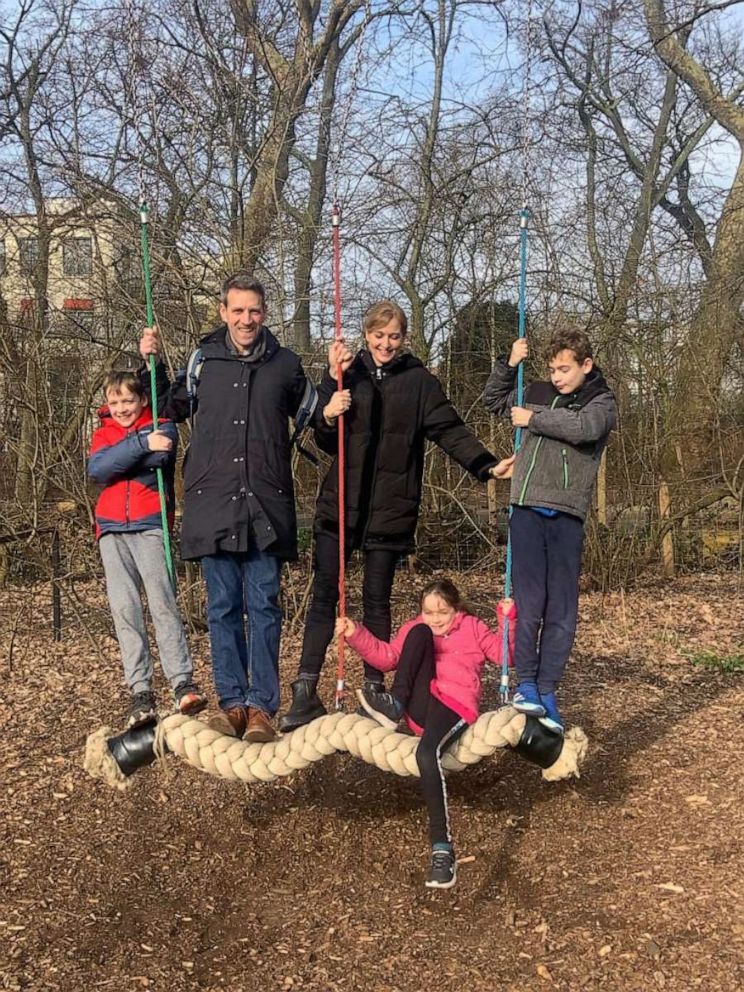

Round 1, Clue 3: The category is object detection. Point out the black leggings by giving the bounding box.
[298,528,398,682]
[393,624,468,848]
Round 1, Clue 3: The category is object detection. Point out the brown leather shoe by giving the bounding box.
[208,706,248,739]
[244,707,276,743]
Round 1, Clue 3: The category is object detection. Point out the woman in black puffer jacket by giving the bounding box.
[279,300,513,731]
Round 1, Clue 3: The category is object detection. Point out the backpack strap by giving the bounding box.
[185,347,204,425]
[290,378,319,465]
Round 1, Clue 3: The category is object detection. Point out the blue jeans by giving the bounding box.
[201,549,282,715]
[510,506,585,693]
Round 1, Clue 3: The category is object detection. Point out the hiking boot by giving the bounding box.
[208,705,248,739]
[245,707,276,744]
[279,677,327,733]
[538,691,564,735]
[127,690,157,728]
[356,685,403,730]
[512,682,546,717]
[425,848,457,889]
[174,680,208,716]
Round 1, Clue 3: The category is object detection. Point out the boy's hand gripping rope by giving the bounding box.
[332,203,346,710]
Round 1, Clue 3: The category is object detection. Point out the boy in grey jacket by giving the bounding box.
[483,328,617,732]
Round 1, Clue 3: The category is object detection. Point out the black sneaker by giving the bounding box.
[127,690,157,728]
[355,685,403,729]
[174,680,208,716]
[425,849,457,889]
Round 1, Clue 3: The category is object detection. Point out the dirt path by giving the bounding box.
[1,573,743,991]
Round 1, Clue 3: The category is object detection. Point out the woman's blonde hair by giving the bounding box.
[362,300,408,335]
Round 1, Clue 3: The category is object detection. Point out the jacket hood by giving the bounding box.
[356,349,424,376]
[525,364,612,411]
[200,324,280,361]
[96,404,154,431]
[566,365,611,408]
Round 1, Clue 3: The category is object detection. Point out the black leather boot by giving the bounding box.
[279,677,327,733]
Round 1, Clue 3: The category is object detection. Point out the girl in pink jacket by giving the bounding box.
[335,578,514,889]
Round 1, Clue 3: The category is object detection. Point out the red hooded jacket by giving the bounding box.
[87,406,177,540]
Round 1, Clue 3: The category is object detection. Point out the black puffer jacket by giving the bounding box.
[313,350,499,552]
[146,326,308,561]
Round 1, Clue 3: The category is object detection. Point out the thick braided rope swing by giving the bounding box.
[84,709,588,793]
[84,1,591,797]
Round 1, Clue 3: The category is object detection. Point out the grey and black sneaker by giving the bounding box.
[355,685,403,729]
[425,848,457,889]
[354,679,386,717]
[127,690,157,728]
[174,680,208,716]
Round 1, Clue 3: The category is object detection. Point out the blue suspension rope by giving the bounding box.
[499,204,530,703]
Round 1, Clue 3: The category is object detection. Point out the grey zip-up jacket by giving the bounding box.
[482,358,617,521]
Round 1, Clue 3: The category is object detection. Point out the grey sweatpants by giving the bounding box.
[99,529,192,694]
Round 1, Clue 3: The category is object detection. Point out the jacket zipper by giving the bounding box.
[517,395,561,505]
[562,448,569,488]
[359,366,385,546]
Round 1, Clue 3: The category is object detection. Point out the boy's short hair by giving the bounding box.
[221,271,266,307]
[363,300,408,335]
[103,370,145,398]
[545,326,593,364]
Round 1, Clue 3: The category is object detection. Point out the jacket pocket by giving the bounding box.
[183,441,214,491]
[561,448,569,489]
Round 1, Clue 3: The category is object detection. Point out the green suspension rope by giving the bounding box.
[126,0,175,590]
[139,203,176,590]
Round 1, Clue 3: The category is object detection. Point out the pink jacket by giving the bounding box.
[347,606,515,727]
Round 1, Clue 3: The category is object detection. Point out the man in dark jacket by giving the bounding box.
[139,272,311,743]
[482,327,617,734]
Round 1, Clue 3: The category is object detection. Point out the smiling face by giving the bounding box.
[548,348,593,395]
[364,316,406,366]
[220,288,266,354]
[106,385,147,429]
[421,593,457,636]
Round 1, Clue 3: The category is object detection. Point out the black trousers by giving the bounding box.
[298,528,398,681]
[393,624,468,848]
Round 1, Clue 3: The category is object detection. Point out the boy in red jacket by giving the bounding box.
[88,372,206,727]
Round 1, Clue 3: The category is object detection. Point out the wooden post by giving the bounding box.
[596,448,608,525]
[487,477,498,528]
[658,480,675,577]
[52,529,62,641]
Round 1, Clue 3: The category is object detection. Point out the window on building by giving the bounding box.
[62,237,92,277]
[18,237,39,276]
[62,299,95,339]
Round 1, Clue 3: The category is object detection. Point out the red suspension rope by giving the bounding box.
[332,202,347,710]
